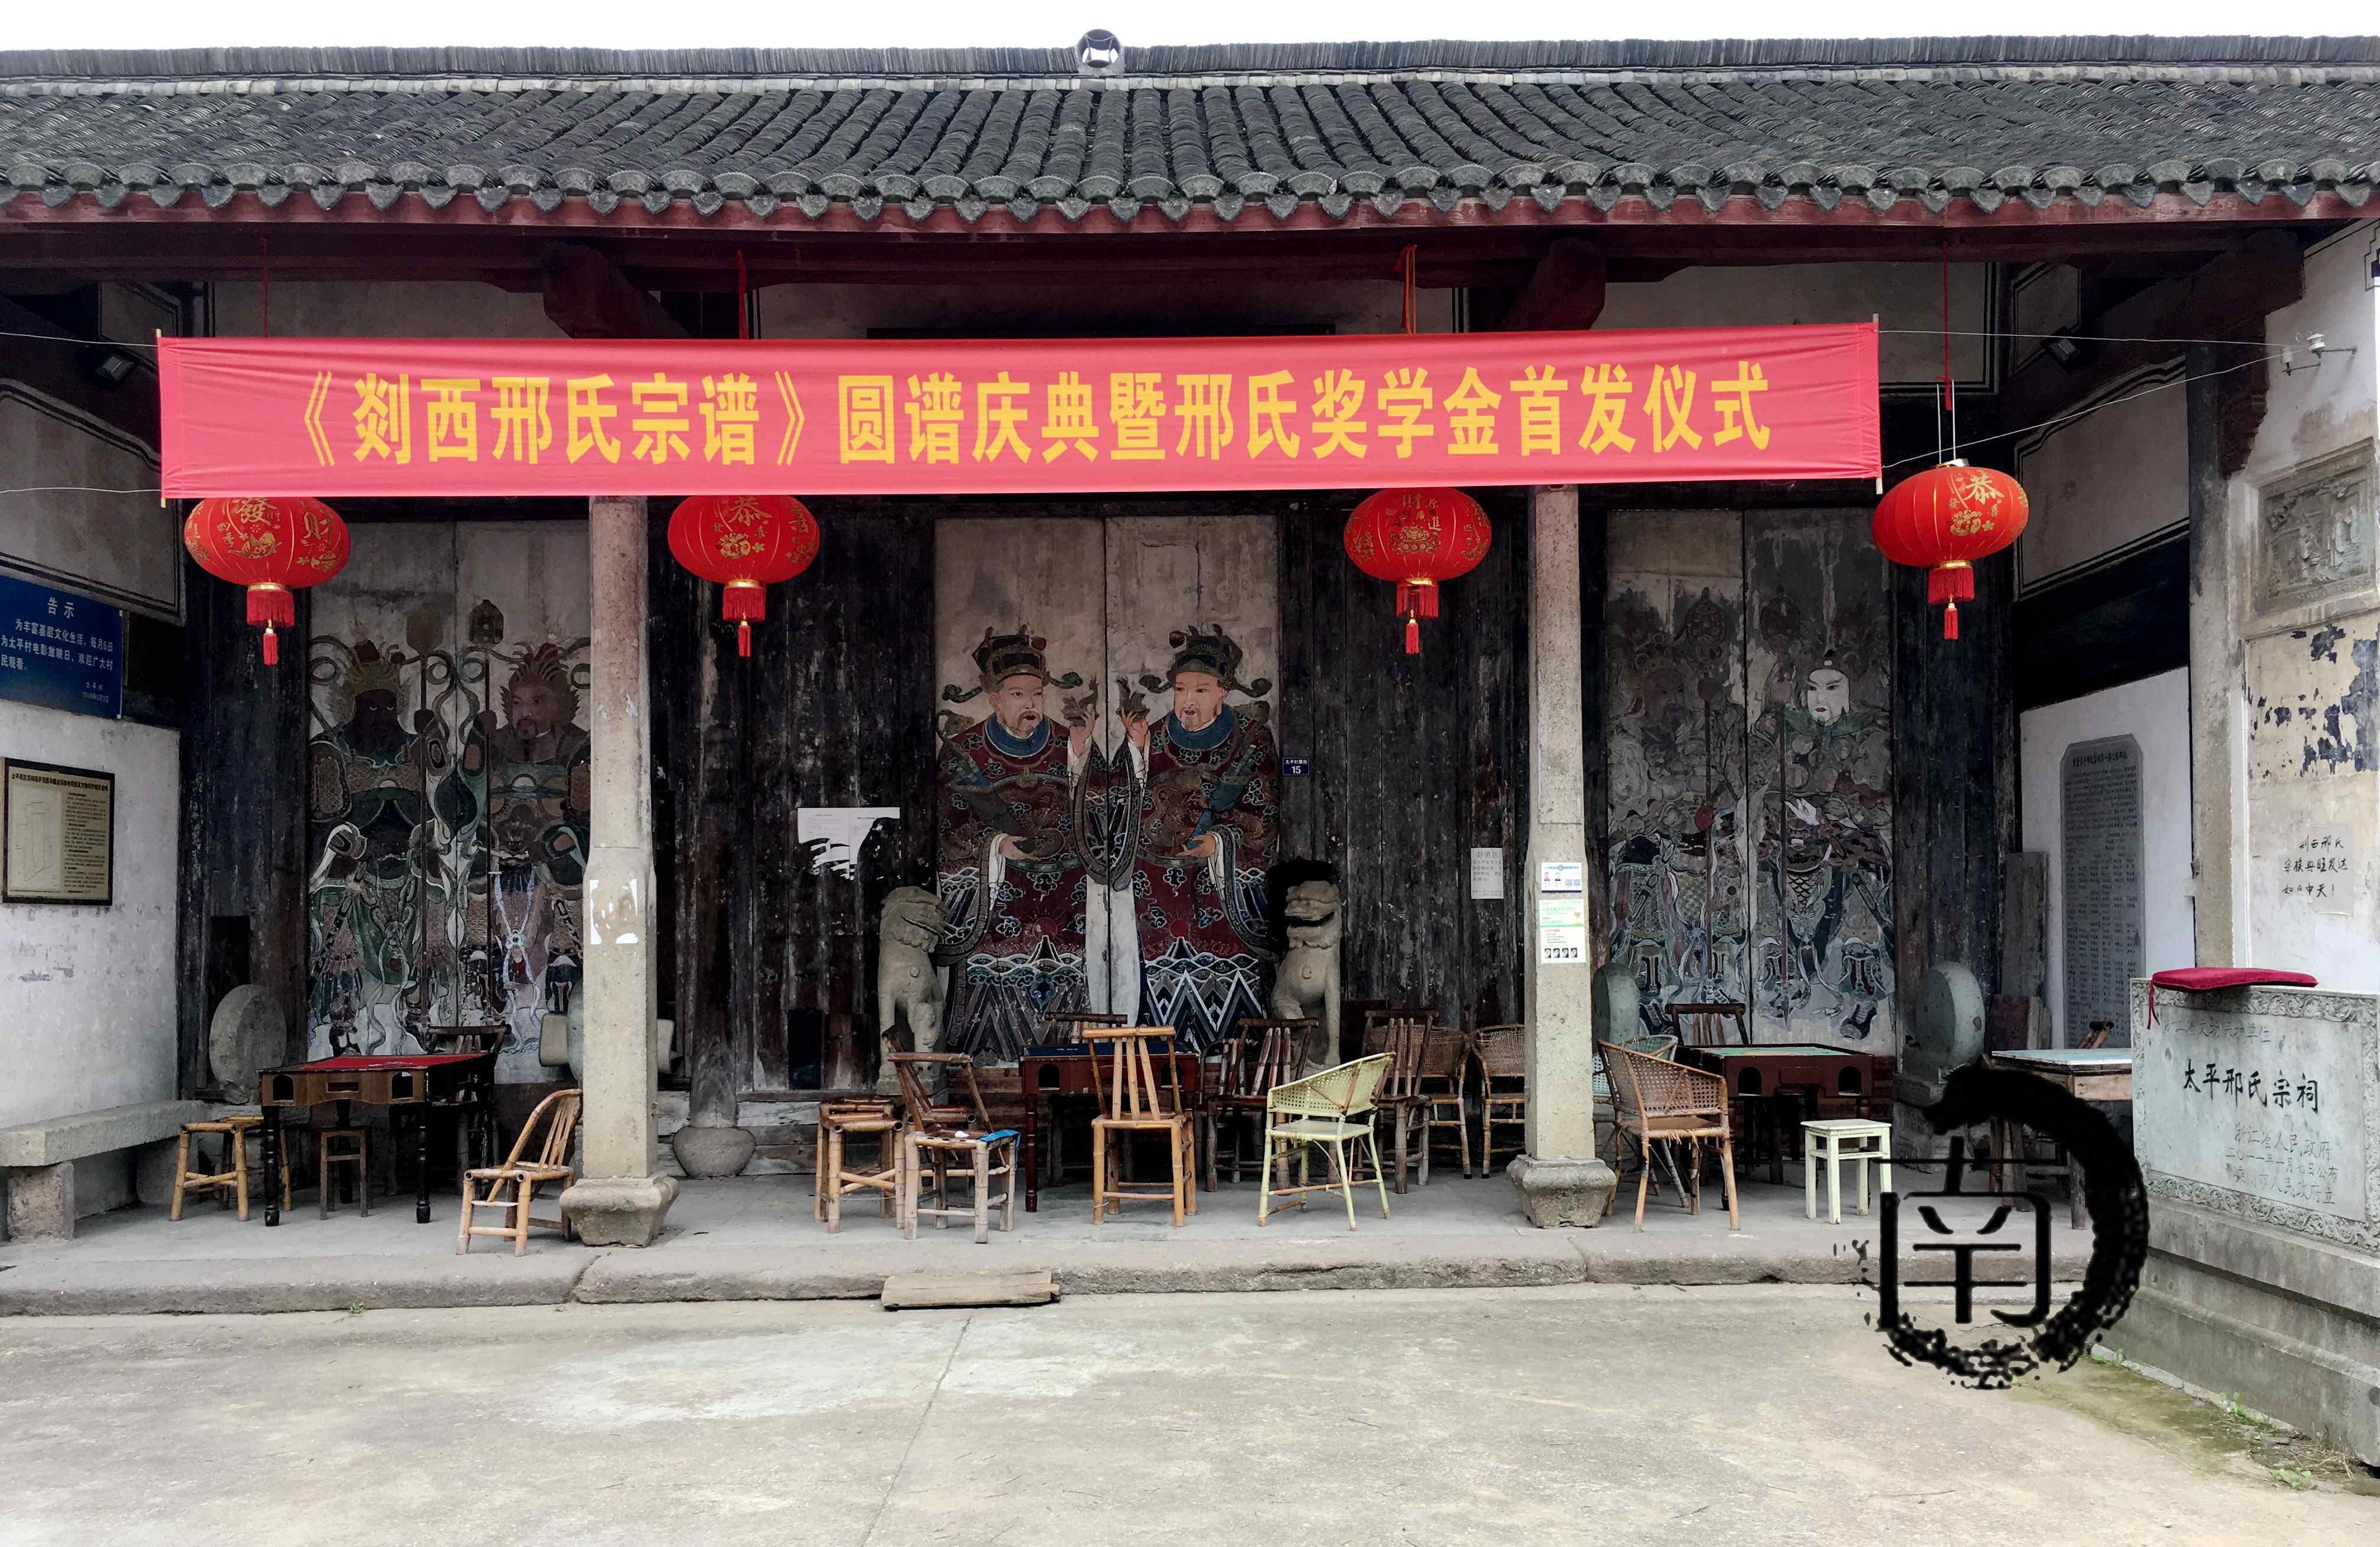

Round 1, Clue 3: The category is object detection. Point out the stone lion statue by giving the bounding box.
[875,886,946,1094]
[1267,878,1343,1073]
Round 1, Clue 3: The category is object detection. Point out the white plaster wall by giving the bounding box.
[2229,223,2380,985]
[1597,262,1992,387]
[0,702,179,1128]
[2019,668,2195,1045]
[2014,361,2188,591]
[211,281,563,339]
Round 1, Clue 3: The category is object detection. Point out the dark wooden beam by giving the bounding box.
[1998,229,2304,432]
[1496,238,1606,331]
[539,241,686,338]
[0,292,158,446]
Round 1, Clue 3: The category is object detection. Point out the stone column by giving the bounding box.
[2185,343,2248,967]
[560,495,679,1246]
[1509,485,1619,1226]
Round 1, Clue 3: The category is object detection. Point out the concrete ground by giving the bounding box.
[0,1163,2099,1314]
[1,1285,2369,1545]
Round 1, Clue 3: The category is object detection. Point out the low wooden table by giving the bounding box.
[255,1053,498,1226]
[1986,1046,2134,1225]
[1016,1043,1203,1212]
[1680,1043,1894,1184]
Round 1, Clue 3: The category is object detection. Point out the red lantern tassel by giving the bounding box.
[1416,580,1438,618]
[1943,601,1959,640]
[247,584,293,665]
[1930,563,1972,642]
[721,579,766,660]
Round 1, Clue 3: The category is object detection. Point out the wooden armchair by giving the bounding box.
[456,1088,580,1256]
[1601,1042,1739,1231]
[1084,1027,1196,1226]
[1208,1020,1302,1186]
[1669,1003,1749,1048]
[1368,1017,1440,1192]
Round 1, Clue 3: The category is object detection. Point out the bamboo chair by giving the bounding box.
[1420,1026,1477,1177]
[1473,1024,1530,1176]
[1601,1042,1740,1231]
[1670,1002,1750,1048]
[1258,1054,1393,1230]
[1041,1010,1125,1182]
[1368,1017,1439,1193]
[1594,1034,1687,1203]
[890,1052,1018,1244]
[1207,1020,1301,1185]
[456,1088,580,1255]
[1084,1027,1196,1226]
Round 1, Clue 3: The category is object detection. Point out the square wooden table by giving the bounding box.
[1679,1043,1894,1183]
[1985,1046,2133,1225]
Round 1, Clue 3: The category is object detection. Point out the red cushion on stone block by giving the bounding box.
[2146,967,2319,1024]
[2149,968,2318,991]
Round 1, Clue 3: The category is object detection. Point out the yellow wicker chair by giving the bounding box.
[1258,1053,1392,1231]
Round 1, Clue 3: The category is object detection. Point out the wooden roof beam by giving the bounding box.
[539,241,684,338]
[0,292,158,448]
[1495,238,1606,331]
[1997,229,2303,430]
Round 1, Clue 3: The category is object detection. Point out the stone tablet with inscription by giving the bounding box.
[2061,736,2144,1047]
[2133,980,2378,1252]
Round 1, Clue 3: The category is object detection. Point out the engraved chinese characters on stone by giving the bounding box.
[2257,441,2376,616]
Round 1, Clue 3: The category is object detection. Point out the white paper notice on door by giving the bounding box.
[1469,847,1505,900]
[1537,896,1587,964]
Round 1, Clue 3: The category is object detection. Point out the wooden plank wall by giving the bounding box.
[175,556,310,1090]
[1277,491,1530,1031]
[653,503,937,1116]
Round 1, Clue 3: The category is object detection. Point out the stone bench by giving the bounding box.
[1,1100,210,1243]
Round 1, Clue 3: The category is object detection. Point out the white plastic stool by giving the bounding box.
[1802,1118,1892,1224]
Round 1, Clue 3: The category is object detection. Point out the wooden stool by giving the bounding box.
[901,1127,1019,1244]
[1802,1118,1892,1224]
[318,1127,371,1218]
[813,1101,900,1233]
[169,1115,288,1222]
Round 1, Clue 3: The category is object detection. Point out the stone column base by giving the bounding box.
[561,1173,679,1246]
[4,1161,76,1242]
[1508,1154,1619,1228]
[670,1125,756,1178]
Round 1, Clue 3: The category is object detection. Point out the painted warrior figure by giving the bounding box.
[936,628,1099,1059]
[452,641,592,1060]
[1113,626,1281,1047]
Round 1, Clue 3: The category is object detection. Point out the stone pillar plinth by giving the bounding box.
[1509,485,1619,1227]
[560,495,678,1246]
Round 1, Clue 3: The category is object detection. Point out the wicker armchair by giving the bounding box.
[1473,1024,1529,1176]
[1258,1053,1393,1230]
[1601,1041,1738,1230]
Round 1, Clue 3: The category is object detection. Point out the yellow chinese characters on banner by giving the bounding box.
[168,324,1876,497]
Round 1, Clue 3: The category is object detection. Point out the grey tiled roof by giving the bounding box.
[4,38,2378,226]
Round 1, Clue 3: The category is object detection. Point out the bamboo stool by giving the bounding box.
[814,1099,901,1232]
[900,1127,1019,1243]
[169,1115,288,1222]
[318,1125,371,1218]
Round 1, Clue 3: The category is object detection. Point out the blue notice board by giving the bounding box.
[0,572,123,720]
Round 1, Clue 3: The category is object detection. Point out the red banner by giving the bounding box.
[157,325,1878,498]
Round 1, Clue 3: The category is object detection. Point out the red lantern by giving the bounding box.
[181,497,349,664]
[1343,487,1493,655]
[1871,461,2029,640]
[667,494,820,658]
